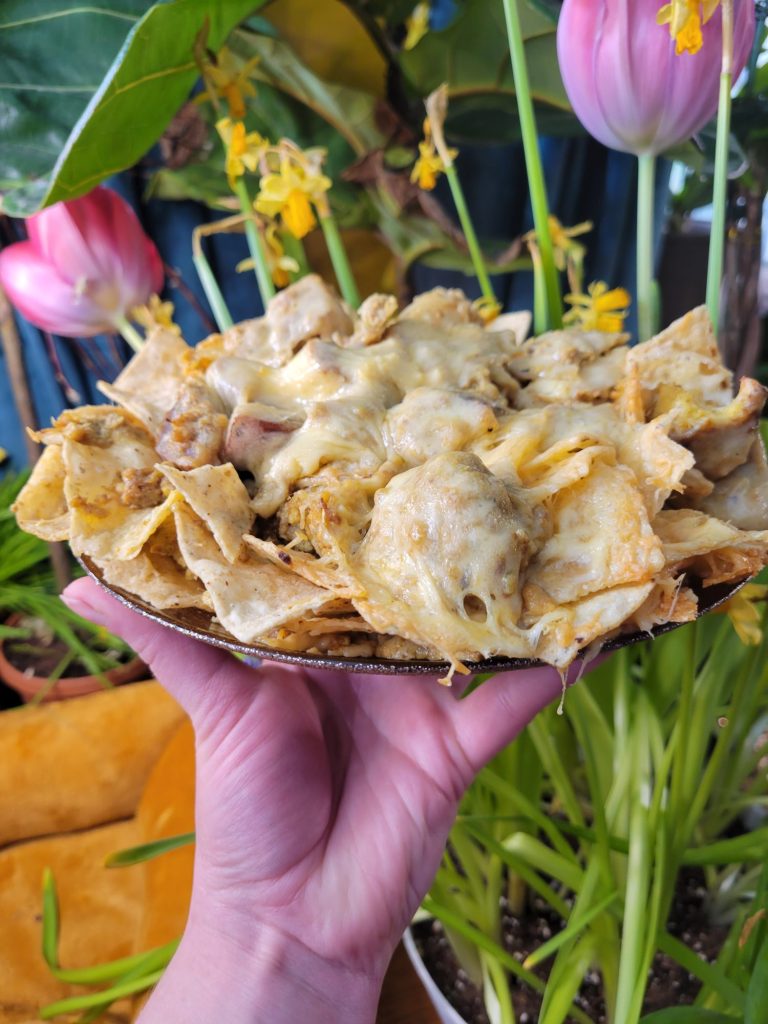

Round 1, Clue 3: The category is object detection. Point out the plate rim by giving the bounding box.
[78,556,747,676]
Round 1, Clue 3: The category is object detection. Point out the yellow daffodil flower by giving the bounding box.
[237,224,299,288]
[525,216,592,291]
[719,583,768,646]
[410,138,447,190]
[131,294,181,336]
[657,0,719,55]
[548,216,592,271]
[410,114,457,191]
[564,281,631,333]
[0,447,6,464]
[197,47,259,119]
[216,118,267,189]
[255,158,331,239]
[404,2,430,50]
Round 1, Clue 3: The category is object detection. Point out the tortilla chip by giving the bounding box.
[487,309,531,341]
[157,463,253,563]
[94,518,210,611]
[11,445,69,541]
[173,504,332,643]
[527,462,665,604]
[62,417,179,561]
[628,578,698,634]
[619,418,694,517]
[30,405,150,447]
[243,535,363,598]
[695,438,768,530]
[533,581,655,669]
[97,328,189,436]
[626,306,733,408]
[654,508,766,560]
[95,550,209,611]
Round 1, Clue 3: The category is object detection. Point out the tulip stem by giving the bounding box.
[234,179,276,306]
[112,315,144,354]
[501,0,562,332]
[636,153,657,343]
[191,227,233,333]
[319,212,361,308]
[706,0,734,334]
[443,163,497,305]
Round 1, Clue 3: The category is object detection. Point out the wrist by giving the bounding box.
[137,897,384,1024]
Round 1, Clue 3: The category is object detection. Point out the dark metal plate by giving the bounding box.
[79,556,746,675]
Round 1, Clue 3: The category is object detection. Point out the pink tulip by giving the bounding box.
[0,186,163,337]
[556,0,755,156]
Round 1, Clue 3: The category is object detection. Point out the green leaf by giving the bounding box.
[41,867,59,970]
[105,831,195,868]
[40,967,166,1019]
[1,0,268,216]
[745,934,768,1024]
[230,28,384,155]
[683,828,768,867]
[399,0,575,143]
[538,933,596,1024]
[641,1012,741,1024]
[524,891,619,969]
[658,933,746,1012]
[51,937,179,986]
[422,899,594,1024]
[0,1,148,212]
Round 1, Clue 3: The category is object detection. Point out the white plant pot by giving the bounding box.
[402,927,469,1024]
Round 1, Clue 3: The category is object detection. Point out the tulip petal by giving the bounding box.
[27,186,164,313]
[0,241,113,337]
[557,0,756,157]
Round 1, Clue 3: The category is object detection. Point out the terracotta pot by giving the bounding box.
[0,616,148,703]
[402,927,467,1024]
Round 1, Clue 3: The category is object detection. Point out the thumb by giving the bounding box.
[61,577,259,724]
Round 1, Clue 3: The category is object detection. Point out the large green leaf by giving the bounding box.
[1,0,267,216]
[229,27,385,155]
[399,0,575,142]
[0,1,149,211]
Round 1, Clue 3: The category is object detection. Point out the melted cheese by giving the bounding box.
[350,453,543,662]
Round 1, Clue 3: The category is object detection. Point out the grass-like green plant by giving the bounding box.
[0,471,132,694]
[425,599,768,1024]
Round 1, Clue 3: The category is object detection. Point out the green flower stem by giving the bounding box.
[112,314,144,354]
[706,1,734,332]
[443,163,496,304]
[105,831,196,868]
[636,153,657,342]
[281,230,310,280]
[319,211,361,308]
[234,178,275,305]
[500,0,562,332]
[191,229,233,332]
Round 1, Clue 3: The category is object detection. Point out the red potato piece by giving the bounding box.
[223,402,305,474]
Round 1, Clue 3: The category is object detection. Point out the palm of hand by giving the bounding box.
[64,578,568,982]
[192,665,476,975]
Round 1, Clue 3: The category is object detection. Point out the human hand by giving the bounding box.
[63,577,582,1024]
